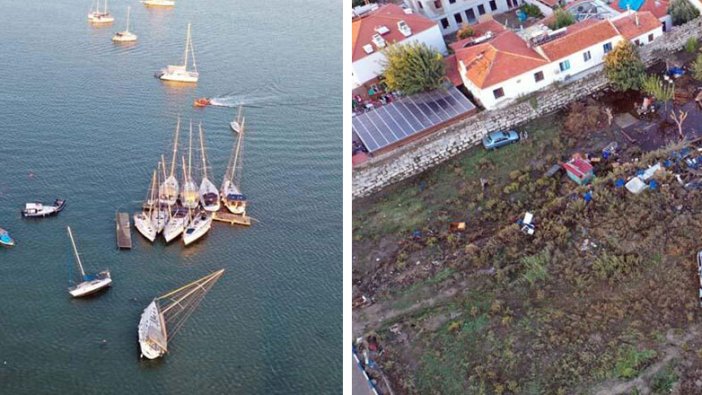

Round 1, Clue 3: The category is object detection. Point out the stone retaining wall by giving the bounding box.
[352,18,702,199]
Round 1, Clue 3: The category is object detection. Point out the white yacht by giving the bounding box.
[198,123,220,212]
[182,209,212,246]
[134,170,158,242]
[112,6,137,42]
[163,207,188,243]
[141,0,175,7]
[182,121,199,209]
[88,0,114,23]
[157,23,198,83]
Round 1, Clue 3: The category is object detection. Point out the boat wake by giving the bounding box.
[208,95,279,108]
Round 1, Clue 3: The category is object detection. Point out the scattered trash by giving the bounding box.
[449,222,466,232]
[544,164,562,178]
[640,163,662,181]
[353,295,372,309]
[649,180,658,190]
[614,178,626,188]
[584,191,593,203]
[625,177,647,194]
[518,212,535,235]
[412,230,422,240]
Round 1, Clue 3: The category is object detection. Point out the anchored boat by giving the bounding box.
[22,198,66,217]
[157,23,198,83]
[88,0,114,23]
[153,161,168,234]
[138,269,224,359]
[0,228,15,247]
[182,121,199,209]
[163,206,188,243]
[221,106,247,215]
[182,209,212,246]
[141,0,175,7]
[134,169,158,242]
[159,118,181,207]
[66,226,112,298]
[112,6,137,42]
[198,123,220,212]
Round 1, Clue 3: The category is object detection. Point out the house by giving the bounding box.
[563,154,594,184]
[610,0,672,31]
[352,4,448,95]
[454,13,660,109]
[403,0,523,35]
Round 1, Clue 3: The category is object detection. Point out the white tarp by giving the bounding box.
[625,177,647,194]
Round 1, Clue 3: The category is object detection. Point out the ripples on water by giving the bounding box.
[0,0,341,393]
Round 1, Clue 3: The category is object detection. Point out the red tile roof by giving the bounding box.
[444,55,463,86]
[610,0,670,19]
[449,19,507,52]
[455,30,549,88]
[611,11,662,40]
[538,19,620,61]
[352,4,437,62]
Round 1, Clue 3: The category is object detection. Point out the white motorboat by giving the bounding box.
[157,23,198,83]
[182,209,212,246]
[138,270,224,359]
[22,198,66,217]
[66,226,112,298]
[112,6,137,42]
[88,0,114,23]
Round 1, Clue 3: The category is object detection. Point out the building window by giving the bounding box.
[478,4,486,14]
[603,42,613,53]
[466,8,476,23]
[489,0,497,10]
[534,71,544,82]
[493,87,505,99]
[434,0,442,8]
[583,50,591,62]
[648,33,654,42]
[559,60,571,72]
[634,39,640,46]
[455,12,463,24]
[417,1,423,9]
[440,17,449,29]
[449,0,456,3]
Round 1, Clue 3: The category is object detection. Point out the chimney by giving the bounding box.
[635,11,639,26]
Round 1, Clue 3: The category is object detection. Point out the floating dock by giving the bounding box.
[116,212,132,249]
[213,209,252,226]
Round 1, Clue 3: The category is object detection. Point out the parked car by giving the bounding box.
[482,130,519,150]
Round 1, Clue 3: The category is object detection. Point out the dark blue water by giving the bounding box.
[0,0,341,393]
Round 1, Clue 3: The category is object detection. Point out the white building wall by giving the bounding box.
[630,26,664,46]
[404,0,520,35]
[352,25,448,87]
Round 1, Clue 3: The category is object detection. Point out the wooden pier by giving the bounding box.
[116,212,132,249]
[213,209,252,226]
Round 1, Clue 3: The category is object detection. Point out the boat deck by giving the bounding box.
[213,209,252,226]
[116,212,132,249]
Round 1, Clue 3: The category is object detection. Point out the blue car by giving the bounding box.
[482,130,519,150]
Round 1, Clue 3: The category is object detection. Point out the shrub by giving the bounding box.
[548,9,575,30]
[614,346,657,379]
[521,250,550,286]
[457,24,475,40]
[520,3,543,18]
[685,36,698,53]
[641,74,674,106]
[382,42,447,95]
[564,99,606,135]
[668,0,700,25]
[692,53,702,80]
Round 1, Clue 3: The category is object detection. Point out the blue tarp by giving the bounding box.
[614,178,626,188]
[618,0,644,11]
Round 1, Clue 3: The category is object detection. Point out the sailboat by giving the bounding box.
[181,121,199,209]
[153,161,169,234]
[88,0,114,23]
[221,107,247,215]
[198,123,220,212]
[157,23,198,83]
[0,227,15,247]
[134,169,158,242]
[163,157,189,243]
[66,226,112,298]
[112,6,137,42]
[159,118,181,206]
[182,208,212,246]
[141,0,175,7]
[138,269,224,359]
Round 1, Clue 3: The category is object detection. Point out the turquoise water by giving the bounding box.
[0,0,341,393]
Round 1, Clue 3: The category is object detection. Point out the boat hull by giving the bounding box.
[69,273,112,298]
[160,74,198,83]
[183,212,212,246]
[163,216,187,243]
[22,199,66,217]
[112,32,137,42]
[141,0,175,7]
[134,213,157,242]
[138,301,167,359]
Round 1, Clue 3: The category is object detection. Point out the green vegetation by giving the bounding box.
[604,40,645,91]
[548,9,576,30]
[457,24,475,40]
[521,249,550,286]
[641,74,675,106]
[613,346,657,379]
[650,365,678,394]
[520,3,544,18]
[352,0,376,7]
[382,42,446,95]
[685,36,699,53]
[668,0,700,25]
[692,53,702,80]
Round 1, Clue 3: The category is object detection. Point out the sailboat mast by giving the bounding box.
[149,169,156,216]
[67,226,86,278]
[126,6,130,32]
[183,23,191,69]
[181,155,188,184]
[170,117,180,178]
[104,0,108,14]
[230,116,245,183]
[199,123,208,180]
[188,120,193,180]
[159,269,225,313]
[161,154,168,182]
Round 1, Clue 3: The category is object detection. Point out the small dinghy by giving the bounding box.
[0,228,15,247]
[193,98,211,107]
[22,199,66,217]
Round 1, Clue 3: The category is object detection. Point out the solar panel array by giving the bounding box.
[352,87,476,153]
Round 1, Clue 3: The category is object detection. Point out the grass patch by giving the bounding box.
[650,364,678,394]
[613,346,657,379]
[521,249,550,286]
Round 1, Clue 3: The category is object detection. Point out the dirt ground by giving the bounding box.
[353,55,702,394]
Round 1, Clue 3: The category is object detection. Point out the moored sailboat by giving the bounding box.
[159,119,181,206]
[182,121,199,209]
[141,0,175,7]
[182,208,212,246]
[221,106,247,215]
[153,161,168,234]
[156,23,198,83]
[198,123,220,212]
[112,6,137,42]
[88,0,114,23]
[134,169,158,242]
[66,226,112,298]
[138,269,224,359]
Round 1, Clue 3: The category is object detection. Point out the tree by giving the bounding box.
[670,110,688,140]
[604,40,645,91]
[457,24,475,40]
[548,9,575,30]
[382,42,447,95]
[668,0,700,25]
[692,53,702,80]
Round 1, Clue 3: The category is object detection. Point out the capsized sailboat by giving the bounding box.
[88,0,114,23]
[182,121,199,209]
[0,228,15,247]
[221,106,247,215]
[159,119,181,206]
[112,6,137,42]
[66,226,112,298]
[138,269,224,359]
[198,123,220,212]
[157,23,198,83]
[134,169,158,242]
